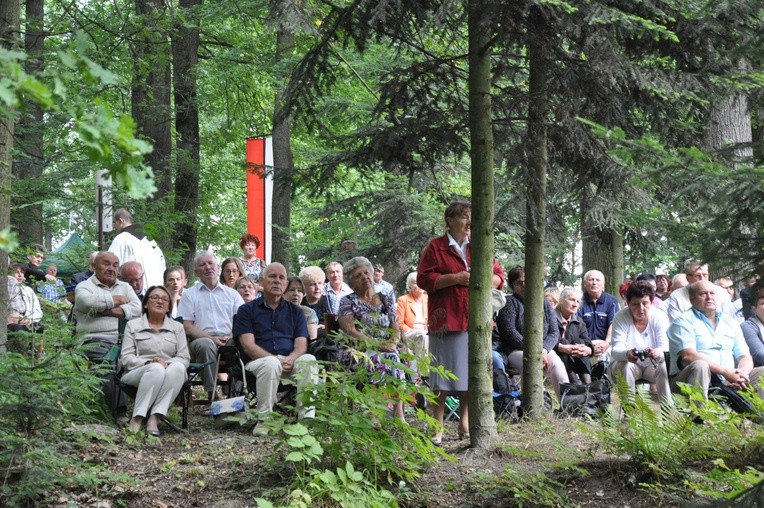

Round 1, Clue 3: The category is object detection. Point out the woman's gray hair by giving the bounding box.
[406,272,418,291]
[343,256,373,282]
[559,286,582,303]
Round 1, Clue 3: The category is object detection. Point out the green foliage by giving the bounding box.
[0,314,131,506]
[250,335,452,506]
[591,379,764,502]
[1,34,155,199]
[464,466,574,508]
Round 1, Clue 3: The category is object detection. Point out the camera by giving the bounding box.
[635,350,647,361]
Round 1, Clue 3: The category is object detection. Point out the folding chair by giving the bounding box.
[444,395,461,422]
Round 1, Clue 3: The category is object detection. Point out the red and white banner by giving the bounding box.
[245,136,273,263]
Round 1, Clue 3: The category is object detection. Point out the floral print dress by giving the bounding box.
[338,292,405,381]
[239,257,266,282]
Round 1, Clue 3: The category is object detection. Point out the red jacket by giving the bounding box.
[416,235,504,333]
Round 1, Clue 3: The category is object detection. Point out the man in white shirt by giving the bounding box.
[323,261,352,314]
[178,251,244,403]
[665,260,731,321]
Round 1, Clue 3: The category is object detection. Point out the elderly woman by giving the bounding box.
[417,200,505,444]
[285,276,319,341]
[495,266,569,401]
[656,274,671,301]
[121,285,190,436]
[609,280,671,403]
[397,272,428,378]
[238,233,266,289]
[299,266,333,337]
[554,287,593,384]
[338,256,405,422]
[234,275,258,303]
[220,257,246,289]
[163,265,187,318]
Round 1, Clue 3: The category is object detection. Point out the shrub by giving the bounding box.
[0,314,129,506]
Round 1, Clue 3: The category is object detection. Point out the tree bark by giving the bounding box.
[0,0,21,352]
[132,0,172,204]
[521,8,548,419]
[466,0,497,449]
[171,0,201,272]
[704,61,753,167]
[10,0,44,246]
[270,2,298,271]
[580,180,622,296]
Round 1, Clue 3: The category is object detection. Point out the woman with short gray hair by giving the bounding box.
[338,256,405,422]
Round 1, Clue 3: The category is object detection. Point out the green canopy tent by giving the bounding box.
[45,233,94,280]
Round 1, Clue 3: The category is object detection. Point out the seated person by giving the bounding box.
[739,288,764,368]
[668,280,764,400]
[178,251,244,405]
[397,272,429,379]
[233,263,318,435]
[163,265,187,318]
[23,243,56,286]
[37,264,66,303]
[121,285,190,436]
[74,252,142,414]
[544,286,560,308]
[298,266,333,337]
[554,287,593,384]
[494,266,568,400]
[284,276,319,341]
[8,263,43,332]
[119,261,146,299]
[234,275,258,303]
[609,281,671,403]
[338,257,405,422]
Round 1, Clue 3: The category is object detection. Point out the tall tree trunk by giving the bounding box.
[581,186,621,296]
[132,0,172,205]
[704,62,753,167]
[0,0,21,352]
[171,0,201,272]
[270,2,298,271]
[521,8,548,419]
[10,0,44,246]
[466,0,497,449]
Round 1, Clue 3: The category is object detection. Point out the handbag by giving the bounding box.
[208,350,249,417]
[559,379,611,417]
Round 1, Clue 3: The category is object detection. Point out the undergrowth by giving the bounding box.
[591,378,764,502]
[0,310,133,506]
[237,333,452,507]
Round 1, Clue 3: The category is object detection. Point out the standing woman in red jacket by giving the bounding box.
[417,200,505,444]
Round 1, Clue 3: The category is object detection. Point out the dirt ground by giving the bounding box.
[52,403,686,508]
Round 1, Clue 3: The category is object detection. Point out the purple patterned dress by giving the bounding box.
[338,292,405,381]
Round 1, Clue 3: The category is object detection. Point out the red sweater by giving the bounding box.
[416,235,504,333]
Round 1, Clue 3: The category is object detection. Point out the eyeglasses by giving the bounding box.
[148,295,169,303]
[223,269,240,275]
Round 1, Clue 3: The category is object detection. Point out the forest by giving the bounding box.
[1,0,764,506]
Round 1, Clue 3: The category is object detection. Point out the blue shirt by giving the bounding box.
[577,291,619,341]
[233,297,309,358]
[667,307,750,376]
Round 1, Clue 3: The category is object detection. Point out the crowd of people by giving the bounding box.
[7,203,764,440]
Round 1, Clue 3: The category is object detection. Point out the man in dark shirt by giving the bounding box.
[233,262,318,430]
[23,243,56,287]
[577,269,620,364]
